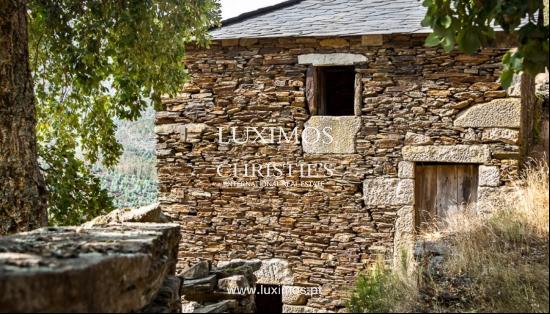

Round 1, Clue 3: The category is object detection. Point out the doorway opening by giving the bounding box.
[255,284,283,314]
[415,163,479,230]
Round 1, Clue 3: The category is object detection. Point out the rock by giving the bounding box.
[216,260,262,272]
[141,276,182,313]
[361,35,384,46]
[333,233,354,243]
[282,286,310,305]
[217,275,251,292]
[536,71,549,99]
[363,178,414,206]
[181,275,217,296]
[481,128,520,144]
[319,38,349,48]
[179,261,210,280]
[393,206,416,269]
[484,90,507,98]
[402,145,491,163]
[478,166,500,187]
[282,305,330,313]
[182,301,202,313]
[155,123,186,135]
[192,300,238,313]
[398,161,415,179]
[508,71,549,99]
[155,111,181,124]
[214,266,256,289]
[239,38,258,47]
[427,256,445,277]
[298,53,367,66]
[375,134,401,148]
[0,224,180,313]
[454,98,521,128]
[254,259,294,285]
[405,132,433,146]
[81,203,167,228]
[303,116,361,154]
[428,89,451,97]
[184,123,209,143]
[221,39,239,47]
[469,82,501,92]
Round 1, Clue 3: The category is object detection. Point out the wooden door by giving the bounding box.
[415,164,478,230]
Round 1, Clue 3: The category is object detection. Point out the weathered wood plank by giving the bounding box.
[354,72,362,116]
[415,165,438,229]
[458,165,478,209]
[415,165,426,229]
[436,165,458,220]
[306,65,317,115]
[416,164,480,230]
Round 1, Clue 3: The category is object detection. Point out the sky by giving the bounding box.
[220,0,288,20]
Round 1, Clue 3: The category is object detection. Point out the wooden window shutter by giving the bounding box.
[306,65,318,115]
[354,72,362,116]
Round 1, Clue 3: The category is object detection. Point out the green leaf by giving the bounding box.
[458,32,481,54]
[500,69,514,89]
[440,16,452,29]
[425,33,442,47]
[422,0,434,7]
[28,0,221,225]
[421,15,433,27]
[421,0,547,81]
[442,35,455,52]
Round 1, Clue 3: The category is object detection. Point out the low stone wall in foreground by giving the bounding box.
[0,223,181,313]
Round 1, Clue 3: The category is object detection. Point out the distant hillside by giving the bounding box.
[92,107,158,208]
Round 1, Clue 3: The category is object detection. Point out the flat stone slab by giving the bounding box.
[298,53,367,66]
[454,98,521,128]
[303,116,360,154]
[217,258,293,285]
[402,145,491,164]
[363,178,414,206]
[0,223,180,313]
[82,203,168,228]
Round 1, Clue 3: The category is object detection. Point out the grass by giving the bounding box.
[348,161,549,313]
[347,254,417,313]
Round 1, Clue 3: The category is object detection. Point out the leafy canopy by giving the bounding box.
[422,0,549,87]
[28,0,220,225]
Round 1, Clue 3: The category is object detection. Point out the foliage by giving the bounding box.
[347,255,416,313]
[97,169,158,208]
[422,0,549,87]
[92,107,159,209]
[40,144,114,226]
[441,161,549,313]
[347,162,549,313]
[27,0,220,225]
[347,263,393,313]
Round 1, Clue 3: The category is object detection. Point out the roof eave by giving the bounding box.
[211,0,304,31]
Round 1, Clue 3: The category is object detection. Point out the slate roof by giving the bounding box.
[211,0,431,39]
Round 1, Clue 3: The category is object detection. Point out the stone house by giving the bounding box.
[155,0,528,311]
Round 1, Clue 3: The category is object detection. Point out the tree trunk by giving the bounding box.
[0,0,48,235]
[520,73,537,161]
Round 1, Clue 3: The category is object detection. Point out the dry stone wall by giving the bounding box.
[0,224,181,313]
[156,34,521,311]
[179,261,257,313]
